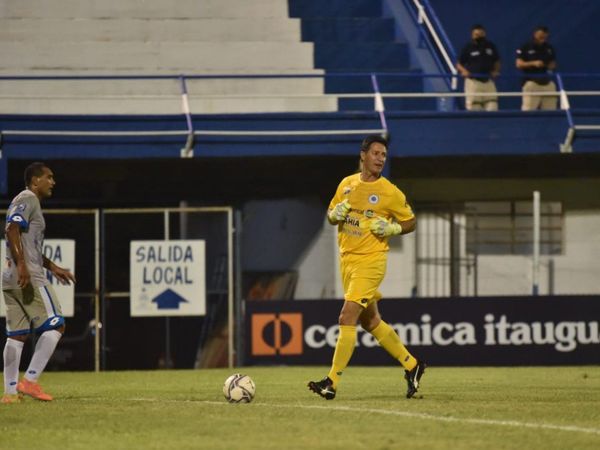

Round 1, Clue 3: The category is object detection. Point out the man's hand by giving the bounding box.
[328,199,352,223]
[368,216,403,238]
[49,264,76,285]
[17,260,30,288]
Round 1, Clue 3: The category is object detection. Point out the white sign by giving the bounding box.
[130,240,206,317]
[1,239,76,317]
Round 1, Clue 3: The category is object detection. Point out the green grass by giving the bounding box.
[1,367,599,450]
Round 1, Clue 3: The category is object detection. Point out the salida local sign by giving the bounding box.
[130,240,206,317]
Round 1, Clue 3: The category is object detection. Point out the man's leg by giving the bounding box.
[3,336,26,397]
[361,302,417,371]
[24,326,63,383]
[327,301,363,388]
[308,301,363,399]
[540,81,558,110]
[522,81,542,111]
[362,302,426,398]
[18,286,64,401]
[465,79,483,111]
[2,289,29,402]
[483,81,498,111]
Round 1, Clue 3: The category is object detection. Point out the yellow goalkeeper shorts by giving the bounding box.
[340,251,387,307]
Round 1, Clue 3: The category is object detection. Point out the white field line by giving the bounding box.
[118,398,600,437]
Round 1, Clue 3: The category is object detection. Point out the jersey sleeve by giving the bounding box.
[6,196,36,229]
[458,45,469,65]
[389,187,415,223]
[548,44,556,62]
[491,43,500,62]
[328,179,346,211]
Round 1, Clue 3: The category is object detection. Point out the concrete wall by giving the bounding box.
[292,208,600,299]
[0,0,336,114]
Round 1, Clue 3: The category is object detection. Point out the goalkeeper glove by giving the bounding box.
[369,216,403,237]
[328,199,351,223]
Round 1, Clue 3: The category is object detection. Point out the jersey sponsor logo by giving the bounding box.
[368,194,379,204]
[486,48,493,55]
[344,216,360,227]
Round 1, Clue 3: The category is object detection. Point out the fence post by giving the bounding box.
[532,191,540,296]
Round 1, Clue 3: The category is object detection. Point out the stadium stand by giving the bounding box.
[0,0,337,114]
[1,0,600,373]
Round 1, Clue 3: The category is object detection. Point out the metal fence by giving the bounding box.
[0,206,238,371]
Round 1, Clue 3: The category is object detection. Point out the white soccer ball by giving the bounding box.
[223,373,256,403]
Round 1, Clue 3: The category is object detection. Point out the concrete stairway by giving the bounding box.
[0,0,337,114]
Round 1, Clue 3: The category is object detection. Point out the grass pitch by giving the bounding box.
[0,366,599,450]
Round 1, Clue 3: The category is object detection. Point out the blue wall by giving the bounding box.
[428,0,600,75]
[288,0,434,111]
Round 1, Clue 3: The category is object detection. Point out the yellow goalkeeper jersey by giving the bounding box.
[329,173,414,255]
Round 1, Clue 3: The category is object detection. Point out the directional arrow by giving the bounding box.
[151,289,189,309]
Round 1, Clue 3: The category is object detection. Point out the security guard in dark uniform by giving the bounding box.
[456,24,501,111]
[516,25,557,110]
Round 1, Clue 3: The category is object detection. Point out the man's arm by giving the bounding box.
[456,62,470,78]
[516,58,545,69]
[398,216,416,234]
[43,255,76,285]
[6,222,30,288]
[491,60,501,78]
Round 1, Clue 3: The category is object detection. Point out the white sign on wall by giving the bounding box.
[130,240,206,317]
[1,239,76,317]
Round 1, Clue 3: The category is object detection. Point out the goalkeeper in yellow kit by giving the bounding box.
[308,135,425,400]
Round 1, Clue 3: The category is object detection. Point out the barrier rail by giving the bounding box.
[411,0,458,90]
[1,72,599,157]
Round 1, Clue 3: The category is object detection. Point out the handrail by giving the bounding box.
[370,74,388,136]
[178,75,194,158]
[1,72,599,81]
[2,129,387,137]
[412,0,458,90]
[556,74,574,126]
[421,0,458,63]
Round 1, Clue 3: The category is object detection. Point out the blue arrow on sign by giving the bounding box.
[152,289,189,309]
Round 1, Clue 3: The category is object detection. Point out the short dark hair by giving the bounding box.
[471,24,485,31]
[24,162,48,187]
[534,25,549,33]
[360,134,388,153]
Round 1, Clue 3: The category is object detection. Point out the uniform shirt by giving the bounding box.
[516,41,556,85]
[2,189,49,289]
[458,39,500,81]
[329,173,414,255]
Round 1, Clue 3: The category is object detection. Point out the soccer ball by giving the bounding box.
[223,373,256,403]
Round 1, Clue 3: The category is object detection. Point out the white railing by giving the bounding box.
[413,0,458,90]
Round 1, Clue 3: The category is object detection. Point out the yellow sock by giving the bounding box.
[327,325,357,388]
[370,320,417,371]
